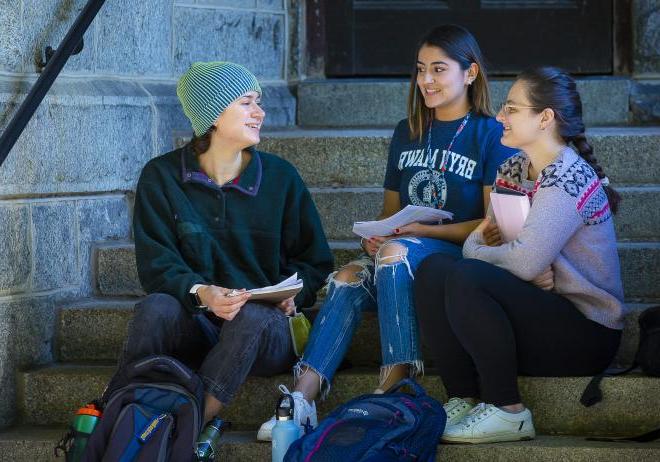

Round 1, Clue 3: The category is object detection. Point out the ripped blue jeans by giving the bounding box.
[296,237,462,398]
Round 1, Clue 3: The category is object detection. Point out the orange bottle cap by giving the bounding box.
[76,404,102,417]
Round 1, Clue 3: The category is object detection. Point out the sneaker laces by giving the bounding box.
[444,398,469,417]
[463,403,493,427]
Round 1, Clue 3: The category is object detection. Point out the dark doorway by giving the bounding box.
[325,0,614,76]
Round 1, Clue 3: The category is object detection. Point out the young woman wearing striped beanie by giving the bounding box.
[103,61,333,426]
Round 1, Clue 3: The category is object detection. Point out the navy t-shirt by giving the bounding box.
[383,114,517,223]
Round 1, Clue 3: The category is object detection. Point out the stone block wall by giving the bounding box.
[0,0,298,428]
[0,195,131,425]
[632,0,660,123]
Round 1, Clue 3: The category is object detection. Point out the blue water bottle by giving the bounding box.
[271,394,301,462]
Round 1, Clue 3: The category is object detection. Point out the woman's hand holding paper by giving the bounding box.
[361,235,390,257]
[198,285,251,321]
[392,222,425,237]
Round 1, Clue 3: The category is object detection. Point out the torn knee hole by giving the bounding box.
[331,265,367,286]
[376,243,408,267]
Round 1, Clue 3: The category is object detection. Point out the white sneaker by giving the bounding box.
[441,403,535,444]
[443,398,474,426]
[256,385,318,442]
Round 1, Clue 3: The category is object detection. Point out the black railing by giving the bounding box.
[0,0,106,168]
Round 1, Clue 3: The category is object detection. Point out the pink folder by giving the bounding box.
[489,191,530,242]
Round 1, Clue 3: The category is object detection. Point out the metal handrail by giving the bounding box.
[0,0,106,168]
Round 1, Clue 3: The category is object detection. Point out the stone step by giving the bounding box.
[330,242,660,303]
[55,299,651,371]
[18,365,660,438]
[297,78,631,127]
[56,298,138,363]
[309,185,658,241]
[95,241,660,300]
[259,126,660,187]
[2,427,659,462]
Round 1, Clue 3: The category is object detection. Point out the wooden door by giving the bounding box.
[325,0,613,76]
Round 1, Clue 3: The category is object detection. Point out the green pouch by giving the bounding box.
[288,312,312,357]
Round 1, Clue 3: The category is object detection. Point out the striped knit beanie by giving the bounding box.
[176,61,262,136]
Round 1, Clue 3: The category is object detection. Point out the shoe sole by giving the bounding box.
[441,433,535,444]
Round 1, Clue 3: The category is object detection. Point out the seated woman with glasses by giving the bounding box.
[414,67,625,444]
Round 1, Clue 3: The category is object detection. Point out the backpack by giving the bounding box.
[581,305,660,408]
[579,306,660,443]
[634,305,660,377]
[82,355,205,461]
[284,379,446,462]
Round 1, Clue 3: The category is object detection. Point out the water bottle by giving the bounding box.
[68,403,102,462]
[272,394,301,462]
[194,417,228,461]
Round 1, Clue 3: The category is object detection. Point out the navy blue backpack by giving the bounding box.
[81,355,205,462]
[284,379,446,462]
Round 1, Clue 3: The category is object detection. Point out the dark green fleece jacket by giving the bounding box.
[133,144,334,313]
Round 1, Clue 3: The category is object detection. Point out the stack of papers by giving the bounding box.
[245,273,303,303]
[489,191,530,242]
[352,205,453,239]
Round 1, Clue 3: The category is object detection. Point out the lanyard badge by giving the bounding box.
[420,112,471,209]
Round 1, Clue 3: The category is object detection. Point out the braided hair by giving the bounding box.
[517,67,621,213]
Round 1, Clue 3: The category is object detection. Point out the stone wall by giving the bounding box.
[632,0,660,123]
[0,0,297,428]
[633,0,660,76]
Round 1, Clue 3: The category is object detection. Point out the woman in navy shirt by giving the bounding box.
[258,24,517,440]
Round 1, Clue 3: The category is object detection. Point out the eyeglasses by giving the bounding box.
[499,103,538,115]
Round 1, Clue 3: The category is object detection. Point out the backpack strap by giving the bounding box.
[126,355,201,396]
[586,427,660,443]
[386,378,426,397]
[54,428,75,457]
[580,365,637,407]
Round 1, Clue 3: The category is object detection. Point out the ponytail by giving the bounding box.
[518,67,622,215]
[569,133,621,214]
[190,125,216,156]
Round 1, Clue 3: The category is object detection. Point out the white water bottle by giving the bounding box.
[272,394,301,462]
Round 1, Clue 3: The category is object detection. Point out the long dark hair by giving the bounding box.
[407,24,493,141]
[517,67,621,213]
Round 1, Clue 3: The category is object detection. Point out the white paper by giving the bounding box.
[352,205,453,239]
[489,192,530,242]
[225,273,303,303]
[249,273,302,295]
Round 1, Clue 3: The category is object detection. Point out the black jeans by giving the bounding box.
[414,256,622,406]
[108,293,296,405]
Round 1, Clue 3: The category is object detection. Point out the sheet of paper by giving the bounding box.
[249,273,302,295]
[225,273,303,303]
[249,285,302,303]
[352,205,453,239]
[489,191,530,242]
